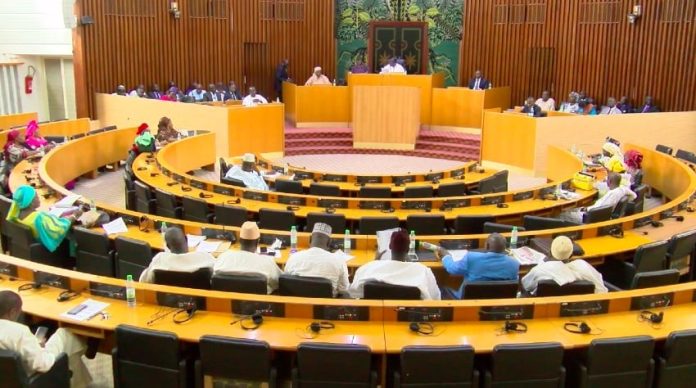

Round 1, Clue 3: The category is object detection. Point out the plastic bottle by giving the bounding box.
[528,110,534,117]
[290,225,298,253]
[160,222,168,251]
[408,231,417,255]
[126,275,136,307]
[343,229,351,253]
[510,226,519,249]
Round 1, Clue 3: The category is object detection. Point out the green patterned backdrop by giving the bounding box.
[336,0,463,86]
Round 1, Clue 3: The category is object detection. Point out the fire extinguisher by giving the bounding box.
[25,65,36,94]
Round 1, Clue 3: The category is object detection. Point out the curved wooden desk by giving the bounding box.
[0,118,91,146]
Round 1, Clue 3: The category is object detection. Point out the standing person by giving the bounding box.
[305,66,331,86]
[274,59,290,101]
[535,91,556,112]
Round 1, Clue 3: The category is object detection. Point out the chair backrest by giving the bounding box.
[583,204,614,223]
[626,184,648,215]
[462,280,519,299]
[309,183,341,197]
[198,336,275,383]
[676,149,695,161]
[363,280,421,300]
[0,195,12,250]
[656,329,696,388]
[631,269,680,289]
[398,345,476,387]
[633,240,670,272]
[154,188,181,219]
[258,208,296,231]
[523,215,580,231]
[295,343,374,387]
[488,342,565,387]
[134,180,155,213]
[221,176,246,187]
[454,215,495,234]
[211,272,267,294]
[358,217,400,235]
[475,175,498,194]
[667,230,696,270]
[0,349,31,387]
[153,267,212,290]
[656,144,673,155]
[4,220,35,259]
[0,349,70,388]
[404,186,434,198]
[278,274,333,297]
[74,226,115,277]
[584,336,654,387]
[123,174,137,211]
[611,196,630,219]
[213,204,247,227]
[114,236,153,279]
[218,157,230,178]
[114,325,187,387]
[437,182,467,197]
[275,179,304,194]
[359,186,392,198]
[406,215,445,236]
[182,196,212,223]
[492,170,509,192]
[306,212,347,234]
[535,279,595,296]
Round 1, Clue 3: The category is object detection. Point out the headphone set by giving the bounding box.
[146,304,197,326]
[638,310,664,325]
[226,198,241,205]
[18,282,43,292]
[286,205,300,211]
[409,322,435,335]
[563,321,602,335]
[231,313,264,331]
[57,290,81,302]
[296,321,335,339]
[498,321,528,335]
[199,192,213,199]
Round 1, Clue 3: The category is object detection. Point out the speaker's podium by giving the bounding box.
[348,73,444,150]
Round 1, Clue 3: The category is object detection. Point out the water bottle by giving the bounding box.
[160,222,168,251]
[126,274,136,307]
[528,110,534,117]
[332,78,336,86]
[343,229,351,253]
[510,226,519,249]
[408,230,417,256]
[290,225,298,253]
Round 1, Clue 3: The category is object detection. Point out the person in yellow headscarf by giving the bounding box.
[6,185,81,252]
[599,141,626,173]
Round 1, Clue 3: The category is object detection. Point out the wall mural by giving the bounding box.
[336,0,463,86]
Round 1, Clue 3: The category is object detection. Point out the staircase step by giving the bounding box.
[415,140,481,154]
[285,139,353,148]
[285,128,353,140]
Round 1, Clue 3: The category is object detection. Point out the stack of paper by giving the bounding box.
[53,194,81,208]
[186,235,206,248]
[376,228,401,261]
[60,299,109,322]
[510,246,546,265]
[102,218,128,235]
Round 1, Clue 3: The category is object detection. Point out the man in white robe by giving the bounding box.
[224,153,269,191]
[304,66,332,86]
[139,227,215,283]
[242,86,268,106]
[380,57,407,74]
[560,173,636,224]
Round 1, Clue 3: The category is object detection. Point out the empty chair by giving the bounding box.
[359,186,392,198]
[153,268,212,290]
[293,343,377,387]
[196,336,276,388]
[600,240,669,289]
[74,227,115,277]
[437,182,467,197]
[574,336,654,388]
[406,214,446,235]
[134,181,156,214]
[309,183,341,197]
[278,274,332,298]
[630,269,680,289]
[154,189,182,219]
[0,195,13,251]
[274,179,303,194]
[0,350,70,388]
[675,149,695,161]
[656,144,673,155]
[211,273,267,294]
[461,280,519,299]
[221,176,246,187]
[395,345,478,387]
[213,204,247,227]
[522,215,579,231]
[114,236,153,280]
[485,342,565,387]
[123,174,137,211]
[306,212,346,234]
[3,221,71,268]
[454,215,495,234]
[112,325,191,388]
[358,217,400,235]
[258,208,296,231]
[582,205,614,223]
[363,281,421,300]
[534,279,595,297]
[404,186,434,198]
[655,329,696,388]
[666,230,696,277]
[182,196,214,223]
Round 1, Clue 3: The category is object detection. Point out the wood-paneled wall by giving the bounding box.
[459,0,696,112]
[74,0,336,118]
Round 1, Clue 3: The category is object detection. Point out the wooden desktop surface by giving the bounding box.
[0,112,37,130]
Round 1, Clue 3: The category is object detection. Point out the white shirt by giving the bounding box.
[214,250,283,294]
[560,102,579,113]
[242,94,268,106]
[139,251,215,283]
[599,106,622,115]
[380,63,407,74]
[188,89,207,101]
[349,260,441,300]
[587,184,636,211]
[284,247,350,296]
[0,319,57,375]
[521,259,607,294]
[535,98,556,112]
[567,260,608,293]
[224,165,269,191]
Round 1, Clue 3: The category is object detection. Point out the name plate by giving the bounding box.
[278,195,306,205]
[559,300,609,317]
[293,171,314,180]
[392,176,415,185]
[190,180,206,189]
[357,176,383,184]
[396,307,453,322]
[443,198,471,208]
[451,168,466,178]
[213,185,234,196]
[156,292,206,310]
[481,195,504,205]
[513,191,534,201]
[323,174,347,182]
[440,239,479,250]
[598,224,622,237]
[89,282,126,300]
[243,191,268,201]
[260,233,290,246]
[34,271,69,289]
[172,174,185,182]
[360,201,389,210]
[630,292,673,310]
[478,305,534,321]
[314,305,369,321]
[0,262,18,277]
[318,199,347,209]
[425,172,445,181]
[553,230,582,241]
[232,301,285,317]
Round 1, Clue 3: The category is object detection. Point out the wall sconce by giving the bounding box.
[627,5,642,24]
[169,1,181,19]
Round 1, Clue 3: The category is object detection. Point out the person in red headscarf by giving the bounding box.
[1,130,40,193]
[24,120,51,151]
[624,149,644,190]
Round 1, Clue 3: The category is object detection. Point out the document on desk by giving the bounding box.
[510,246,545,265]
[60,299,109,322]
[376,228,401,261]
[187,234,206,248]
[102,217,128,235]
[196,240,221,253]
[53,194,81,208]
[48,206,79,217]
[332,249,354,262]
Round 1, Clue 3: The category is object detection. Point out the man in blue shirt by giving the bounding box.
[439,233,519,299]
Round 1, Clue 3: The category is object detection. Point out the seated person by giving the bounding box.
[227,81,242,100]
[160,88,178,101]
[577,99,597,115]
[203,83,218,101]
[223,153,269,190]
[155,117,179,146]
[637,95,660,113]
[139,227,215,283]
[24,120,54,152]
[348,229,441,300]
[598,141,627,173]
[349,57,369,74]
[209,82,229,102]
[6,185,80,253]
[214,222,283,294]
[467,69,490,90]
[187,83,207,102]
[305,66,331,86]
[521,96,542,117]
[624,149,644,190]
[558,92,580,113]
[112,84,127,96]
[559,173,636,224]
[535,91,555,112]
[128,84,147,98]
[242,86,268,106]
[0,291,94,386]
[3,129,40,174]
[284,223,350,297]
[380,57,407,74]
[599,97,622,114]
[439,233,519,299]
[521,236,607,295]
[147,83,162,99]
[131,123,156,155]
[617,96,632,113]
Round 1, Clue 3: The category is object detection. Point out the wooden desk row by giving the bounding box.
[0,117,91,147]
[0,112,36,130]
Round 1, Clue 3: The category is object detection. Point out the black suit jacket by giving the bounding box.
[521,104,542,117]
[147,91,163,100]
[636,104,660,113]
[467,77,490,90]
[227,90,242,101]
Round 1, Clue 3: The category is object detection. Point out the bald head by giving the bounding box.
[0,290,22,321]
[164,227,187,254]
[485,233,507,253]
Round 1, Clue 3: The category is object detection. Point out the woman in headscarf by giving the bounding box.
[132,123,156,154]
[6,185,81,252]
[599,141,626,173]
[3,130,39,173]
[624,149,644,190]
[24,120,53,151]
[155,117,179,146]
